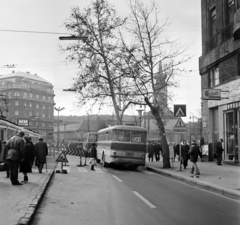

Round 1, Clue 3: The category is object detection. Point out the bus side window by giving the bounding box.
[112,130,118,141]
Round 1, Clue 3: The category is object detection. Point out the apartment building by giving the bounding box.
[199,0,240,162]
[0,71,55,143]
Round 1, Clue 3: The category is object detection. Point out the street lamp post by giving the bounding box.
[54,106,65,153]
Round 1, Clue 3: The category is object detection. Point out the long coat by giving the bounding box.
[189,143,201,163]
[35,141,48,164]
[148,144,154,158]
[6,135,25,162]
[91,146,97,159]
[181,144,190,160]
[20,143,35,173]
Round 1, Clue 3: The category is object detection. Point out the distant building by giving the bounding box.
[199,0,240,161]
[0,71,55,143]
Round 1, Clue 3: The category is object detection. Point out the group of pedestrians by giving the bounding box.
[1,131,48,185]
[147,141,162,162]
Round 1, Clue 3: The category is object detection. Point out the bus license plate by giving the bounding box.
[126,152,134,157]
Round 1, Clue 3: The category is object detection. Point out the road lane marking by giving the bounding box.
[112,175,123,182]
[78,167,88,173]
[95,168,105,173]
[132,191,156,208]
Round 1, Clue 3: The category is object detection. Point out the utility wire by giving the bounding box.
[0,29,69,35]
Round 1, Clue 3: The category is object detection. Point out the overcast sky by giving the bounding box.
[0,0,201,120]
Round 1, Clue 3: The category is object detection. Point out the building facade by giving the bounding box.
[0,71,55,143]
[199,0,240,162]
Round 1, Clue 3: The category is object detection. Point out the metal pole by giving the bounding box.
[179,136,182,171]
[57,111,59,153]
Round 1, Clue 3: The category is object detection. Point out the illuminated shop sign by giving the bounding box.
[17,118,29,127]
[227,101,240,109]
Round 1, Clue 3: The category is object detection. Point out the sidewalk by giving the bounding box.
[0,155,58,225]
[146,158,240,199]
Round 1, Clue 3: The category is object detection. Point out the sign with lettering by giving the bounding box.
[202,88,221,100]
[173,127,188,134]
[17,118,29,127]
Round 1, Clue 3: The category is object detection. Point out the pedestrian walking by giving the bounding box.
[181,140,190,169]
[35,137,48,173]
[29,137,35,168]
[154,142,161,161]
[189,140,201,175]
[2,141,10,178]
[169,142,175,168]
[147,142,154,162]
[6,131,25,185]
[90,143,97,171]
[216,139,224,165]
[20,137,35,183]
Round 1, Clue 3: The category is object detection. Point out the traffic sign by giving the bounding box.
[59,144,66,151]
[56,151,69,163]
[174,117,186,127]
[202,88,221,100]
[174,105,186,117]
[173,127,188,134]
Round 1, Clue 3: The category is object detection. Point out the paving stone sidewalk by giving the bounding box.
[0,155,58,225]
[146,158,240,199]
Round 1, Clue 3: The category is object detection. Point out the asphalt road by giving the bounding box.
[32,155,240,225]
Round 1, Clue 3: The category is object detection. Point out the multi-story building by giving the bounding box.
[199,0,240,162]
[0,71,55,143]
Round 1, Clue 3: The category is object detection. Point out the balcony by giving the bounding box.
[203,22,233,54]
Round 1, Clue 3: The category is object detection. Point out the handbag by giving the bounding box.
[0,162,6,171]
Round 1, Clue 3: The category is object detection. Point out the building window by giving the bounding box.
[36,112,39,116]
[225,0,235,25]
[23,92,27,98]
[15,110,19,116]
[36,94,39,99]
[43,96,46,100]
[48,96,51,101]
[29,111,32,116]
[14,91,20,97]
[29,93,33,98]
[209,66,220,87]
[29,102,32,107]
[42,113,45,118]
[210,7,216,37]
[36,103,39,108]
[43,104,45,109]
[15,101,19,106]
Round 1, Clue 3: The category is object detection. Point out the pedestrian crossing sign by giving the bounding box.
[174,117,186,127]
[56,151,69,163]
[174,105,186,117]
[59,144,66,151]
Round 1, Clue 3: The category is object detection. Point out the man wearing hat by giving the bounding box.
[6,131,25,185]
[35,137,48,173]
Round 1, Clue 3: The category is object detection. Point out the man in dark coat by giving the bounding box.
[2,141,10,178]
[35,137,48,173]
[90,143,97,171]
[6,131,25,185]
[20,137,35,182]
[147,142,154,162]
[154,142,161,162]
[189,141,201,175]
[181,140,190,169]
[216,139,224,165]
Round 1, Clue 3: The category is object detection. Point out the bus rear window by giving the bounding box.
[89,133,98,142]
[131,131,146,143]
[118,130,130,142]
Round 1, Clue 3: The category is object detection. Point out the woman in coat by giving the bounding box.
[20,137,35,182]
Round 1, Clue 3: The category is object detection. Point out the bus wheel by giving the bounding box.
[102,154,107,167]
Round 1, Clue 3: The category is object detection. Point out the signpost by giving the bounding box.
[202,88,221,100]
[173,107,187,171]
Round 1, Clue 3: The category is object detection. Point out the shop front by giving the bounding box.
[223,101,240,163]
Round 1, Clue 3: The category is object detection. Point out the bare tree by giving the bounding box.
[121,0,191,168]
[61,0,141,124]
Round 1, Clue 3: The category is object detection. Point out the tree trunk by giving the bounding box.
[145,97,171,168]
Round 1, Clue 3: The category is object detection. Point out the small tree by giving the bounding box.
[121,0,191,168]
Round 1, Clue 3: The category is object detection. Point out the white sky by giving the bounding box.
[0,0,202,121]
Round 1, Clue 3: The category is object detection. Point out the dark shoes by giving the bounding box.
[13,182,23,185]
[39,171,42,173]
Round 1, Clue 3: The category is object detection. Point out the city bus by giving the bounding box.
[97,125,147,169]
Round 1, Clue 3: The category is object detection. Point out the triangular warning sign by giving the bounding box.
[56,151,69,163]
[175,107,185,117]
[174,117,186,127]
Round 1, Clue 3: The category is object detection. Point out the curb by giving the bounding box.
[146,166,240,200]
[17,165,57,225]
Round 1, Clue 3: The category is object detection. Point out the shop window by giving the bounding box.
[209,66,219,87]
